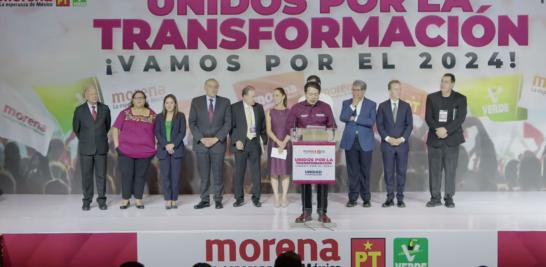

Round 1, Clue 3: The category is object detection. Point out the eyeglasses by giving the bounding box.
[133,97,145,100]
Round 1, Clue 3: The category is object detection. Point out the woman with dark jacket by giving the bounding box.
[155,94,187,209]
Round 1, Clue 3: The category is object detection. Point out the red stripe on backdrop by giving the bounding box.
[1,233,137,267]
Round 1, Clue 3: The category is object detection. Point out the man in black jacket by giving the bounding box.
[230,86,267,208]
[72,84,111,211]
[425,73,467,208]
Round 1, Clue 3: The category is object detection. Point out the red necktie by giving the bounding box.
[208,99,214,123]
[92,105,97,121]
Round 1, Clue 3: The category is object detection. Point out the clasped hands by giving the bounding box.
[435,127,448,139]
[200,137,219,148]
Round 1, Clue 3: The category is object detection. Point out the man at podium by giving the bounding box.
[286,81,337,223]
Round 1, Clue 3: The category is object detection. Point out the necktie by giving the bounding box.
[352,105,357,117]
[92,105,97,121]
[392,102,398,124]
[246,106,255,139]
[208,98,214,123]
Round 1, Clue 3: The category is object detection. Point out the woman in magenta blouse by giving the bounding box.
[112,90,157,209]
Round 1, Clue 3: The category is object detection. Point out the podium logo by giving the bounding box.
[351,238,385,267]
[56,0,70,7]
[393,238,428,267]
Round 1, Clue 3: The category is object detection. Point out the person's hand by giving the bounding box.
[350,116,356,122]
[236,140,244,151]
[275,140,283,148]
[278,141,286,151]
[201,138,212,148]
[210,137,219,145]
[387,138,397,146]
[166,144,175,154]
[352,98,360,106]
[436,127,448,139]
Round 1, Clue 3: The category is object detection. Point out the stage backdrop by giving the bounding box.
[0,0,545,195]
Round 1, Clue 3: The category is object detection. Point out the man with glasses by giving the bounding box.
[339,80,377,208]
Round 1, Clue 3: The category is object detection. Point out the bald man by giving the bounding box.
[72,85,111,211]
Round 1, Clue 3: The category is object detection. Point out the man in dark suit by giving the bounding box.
[230,86,267,208]
[425,73,467,208]
[340,80,376,208]
[376,80,413,208]
[189,78,232,209]
[72,84,111,211]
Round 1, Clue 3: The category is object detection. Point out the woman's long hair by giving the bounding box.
[273,87,288,108]
[162,94,179,120]
[130,90,150,109]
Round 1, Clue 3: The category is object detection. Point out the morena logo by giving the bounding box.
[206,238,340,262]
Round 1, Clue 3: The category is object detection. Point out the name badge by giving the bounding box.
[315,113,325,117]
[439,110,448,122]
[249,126,256,133]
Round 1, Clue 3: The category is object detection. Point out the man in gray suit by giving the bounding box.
[189,79,232,209]
[230,86,267,208]
[72,84,111,211]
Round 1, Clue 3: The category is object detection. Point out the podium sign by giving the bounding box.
[292,141,336,184]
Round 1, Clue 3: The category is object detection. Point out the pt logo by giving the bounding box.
[56,0,70,7]
[351,238,385,267]
[393,238,429,267]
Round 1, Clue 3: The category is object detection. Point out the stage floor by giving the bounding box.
[1,192,545,233]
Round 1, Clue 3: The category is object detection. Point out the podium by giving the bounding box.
[291,127,337,185]
[290,127,337,228]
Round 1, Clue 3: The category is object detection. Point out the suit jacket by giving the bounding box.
[188,95,232,153]
[376,99,413,148]
[425,91,467,147]
[230,101,267,153]
[339,98,376,152]
[155,112,187,159]
[72,102,111,155]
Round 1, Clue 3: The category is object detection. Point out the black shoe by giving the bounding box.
[444,198,455,208]
[215,201,223,209]
[165,205,172,210]
[98,203,108,210]
[233,199,245,207]
[346,200,357,207]
[363,201,371,208]
[136,204,145,209]
[194,201,210,209]
[82,203,90,211]
[397,201,406,208]
[172,204,178,209]
[426,200,442,207]
[382,199,394,208]
[252,200,262,207]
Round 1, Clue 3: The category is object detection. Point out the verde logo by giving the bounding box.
[73,0,87,7]
[393,238,428,267]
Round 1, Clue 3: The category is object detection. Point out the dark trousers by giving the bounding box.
[80,153,107,204]
[233,138,261,202]
[159,155,183,201]
[428,144,459,201]
[118,152,152,200]
[301,184,328,214]
[382,143,409,201]
[196,150,225,203]
[345,138,372,202]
